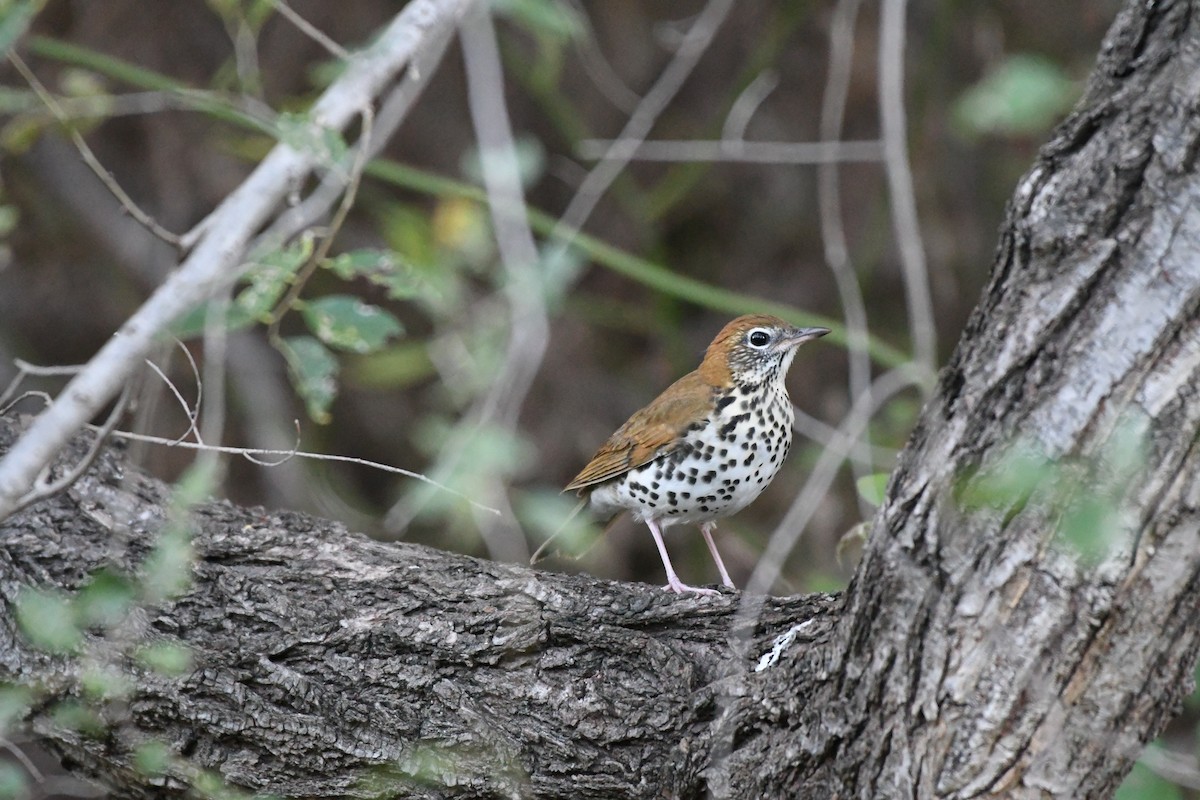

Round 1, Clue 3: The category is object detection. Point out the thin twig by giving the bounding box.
[102,428,500,516]
[7,384,132,517]
[0,0,473,521]
[549,0,735,250]
[385,5,550,557]
[565,0,642,114]
[879,0,937,386]
[1139,745,1200,790]
[0,737,45,782]
[819,0,877,522]
[261,20,454,248]
[142,343,204,447]
[8,52,183,248]
[267,106,375,340]
[269,0,351,60]
[721,69,779,143]
[575,139,883,164]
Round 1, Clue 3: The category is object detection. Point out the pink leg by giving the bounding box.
[700,521,736,589]
[645,519,718,596]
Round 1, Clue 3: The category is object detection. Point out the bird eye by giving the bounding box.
[747,329,771,348]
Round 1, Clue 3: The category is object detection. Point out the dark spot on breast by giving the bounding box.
[715,394,736,413]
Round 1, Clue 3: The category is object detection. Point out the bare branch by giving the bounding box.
[8,52,183,248]
[0,0,476,521]
[879,0,937,383]
[575,138,882,164]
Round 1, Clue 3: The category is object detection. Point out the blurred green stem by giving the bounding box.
[28,34,911,370]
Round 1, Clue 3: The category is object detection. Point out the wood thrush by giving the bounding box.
[565,314,829,595]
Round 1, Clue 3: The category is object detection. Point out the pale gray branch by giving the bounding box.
[0,0,476,521]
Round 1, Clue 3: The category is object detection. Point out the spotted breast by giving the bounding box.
[565,315,828,595]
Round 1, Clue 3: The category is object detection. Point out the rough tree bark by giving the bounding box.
[3,0,1200,798]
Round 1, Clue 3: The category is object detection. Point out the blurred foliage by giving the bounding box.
[953,54,1079,139]
[2,0,1190,796]
[1118,762,1184,800]
[957,412,1148,567]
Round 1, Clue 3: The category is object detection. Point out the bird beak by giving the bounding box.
[776,326,830,351]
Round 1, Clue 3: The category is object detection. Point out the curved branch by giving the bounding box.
[0,0,474,521]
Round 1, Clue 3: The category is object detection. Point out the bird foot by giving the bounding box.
[663,579,721,596]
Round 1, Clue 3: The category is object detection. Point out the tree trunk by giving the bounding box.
[3,0,1200,798]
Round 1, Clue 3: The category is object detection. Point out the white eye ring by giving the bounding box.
[747,328,772,348]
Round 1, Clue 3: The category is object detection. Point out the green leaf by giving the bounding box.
[81,664,133,701]
[51,700,103,736]
[133,740,172,777]
[347,341,434,389]
[135,642,194,676]
[170,299,257,340]
[141,527,194,603]
[0,685,32,735]
[301,295,403,353]
[0,0,45,59]
[953,54,1078,138]
[324,249,424,300]
[274,111,347,165]
[515,490,597,560]
[855,473,891,507]
[279,335,338,423]
[1057,493,1120,566]
[0,761,28,800]
[461,136,547,190]
[236,237,314,317]
[491,0,582,41]
[76,568,135,628]
[15,586,81,653]
[1115,759,1182,800]
[957,444,1055,510]
[0,204,18,238]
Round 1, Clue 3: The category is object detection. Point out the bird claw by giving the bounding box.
[663,580,721,596]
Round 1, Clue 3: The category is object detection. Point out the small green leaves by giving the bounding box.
[15,586,81,653]
[491,0,582,41]
[81,663,133,701]
[133,740,172,778]
[325,248,425,300]
[957,444,1052,511]
[0,0,46,59]
[135,642,194,676]
[0,761,28,800]
[0,684,32,735]
[274,111,347,165]
[956,414,1150,568]
[280,335,338,423]
[855,473,891,507]
[301,295,403,353]
[953,54,1078,138]
[75,568,135,629]
[141,527,195,604]
[51,700,104,736]
[236,237,314,318]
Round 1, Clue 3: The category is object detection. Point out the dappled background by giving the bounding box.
[6,1,1197,798]
[0,0,1112,589]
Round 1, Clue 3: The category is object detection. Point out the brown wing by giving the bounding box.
[565,371,716,492]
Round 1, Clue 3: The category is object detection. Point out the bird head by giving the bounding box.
[699,314,829,387]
